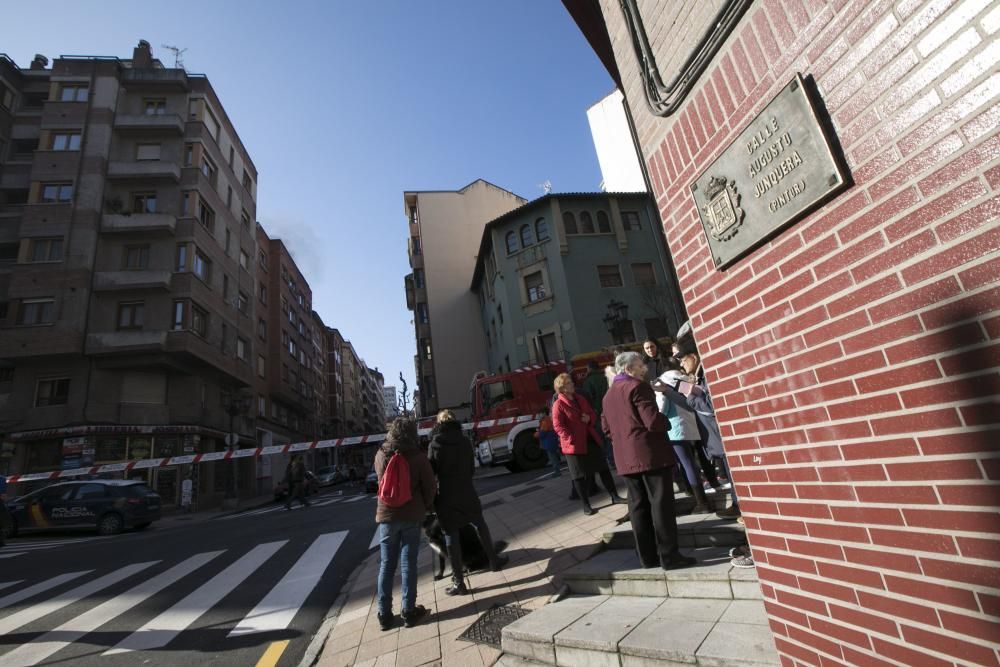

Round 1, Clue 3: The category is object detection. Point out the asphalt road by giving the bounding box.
[0,466,545,667]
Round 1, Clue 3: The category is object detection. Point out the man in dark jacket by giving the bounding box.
[429,410,507,595]
[602,351,696,570]
[284,455,310,510]
[374,418,437,630]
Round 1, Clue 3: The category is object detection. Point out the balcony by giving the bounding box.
[114,113,185,135]
[93,270,171,292]
[101,213,176,235]
[85,331,168,355]
[121,68,190,91]
[405,274,415,311]
[107,161,181,182]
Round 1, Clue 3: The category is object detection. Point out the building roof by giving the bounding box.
[469,191,648,289]
[402,178,525,213]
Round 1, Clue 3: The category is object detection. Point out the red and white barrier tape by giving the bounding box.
[2,414,540,485]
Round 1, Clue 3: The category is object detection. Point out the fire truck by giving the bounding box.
[469,351,618,470]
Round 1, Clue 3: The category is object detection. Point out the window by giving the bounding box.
[59,84,89,102]
[144,98,166,115]
[598,265,623,288]
[175,244,188,271]
[632,263,656,286]
[135,143,161,161]
[288,337,296,356]
[117,302,144,330]
[222,275,229,301]
[241,210,250,229]
[35,378,70,406]
[580,212,596,234]
[498,303,503,324]
[226,185,233,208]
[597,210,612,233]
[618,319,637,343]
[197,198,214,231]
[132,192,157,214]
[228,146,235,167]
[524,271,546,303]
[563,211,578,235]
[0,243,16,263]
[224,228,231,254]
[258,396,266,417]
[645,318,670,339]
[505,231,518,255]
[411,236,421,255]
[50,132,81,151]
[258,250,267,271]
[621,211,642,230]
[0,84,13,111]
[257,355,266,377]
[242,170,253,191]
[520,224,534,247]
[172,301,185,330]
[123,245,149,269]
[40,183,73,203]
[536,218,549,241]
[423,376,437,399]
[480,379,511,412]
[193,250,210,281]
[201,154,217,185]
[421,338,432,360]
[237,291,249,314]
[258,318,267,339]
[417,303,429,324]
[259,284,267,304]
[18,298,55,325]
[203,107,220,142]
[236,337,248,361]
[239,249,249,270]
[29,238,63,263]
[184,144,194,167]
[191,304,207,337]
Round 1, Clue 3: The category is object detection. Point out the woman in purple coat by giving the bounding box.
[601,352,697,570]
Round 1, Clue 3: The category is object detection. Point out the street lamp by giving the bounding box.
[603,299,629,345]
[222,391,251,502]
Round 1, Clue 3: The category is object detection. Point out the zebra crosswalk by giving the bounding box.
[0,535,115,560]
[218,492,375,520]
[0,530,349,666]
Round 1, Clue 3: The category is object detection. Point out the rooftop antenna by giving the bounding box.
[538,180,552,195]
[161,44,188,69]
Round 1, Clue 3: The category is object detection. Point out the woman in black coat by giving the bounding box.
[428,410,507,595]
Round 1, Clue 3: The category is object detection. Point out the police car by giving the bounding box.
[3,480,161,537]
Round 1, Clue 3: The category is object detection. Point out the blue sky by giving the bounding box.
[2,0,614,396]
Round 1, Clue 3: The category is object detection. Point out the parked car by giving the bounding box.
[273,471,319,501]
[315,466,345,487]
[3,480,161,537]
[365,468,379,494]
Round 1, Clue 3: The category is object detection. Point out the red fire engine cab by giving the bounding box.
[468,351,616,470]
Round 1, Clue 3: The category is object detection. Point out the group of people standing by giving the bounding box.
[372,412,508,631]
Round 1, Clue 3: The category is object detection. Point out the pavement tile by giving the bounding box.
[503,595,608,643]
[650,597,729,622]
[555,596,662,652]
[719,599,770,626]
[329,616,367,648]
[396,635,442,667]
[696,621,781,666]
[618,616,713,663]
[397,618,440,649]
[319,646,361,667]
[355,633,400,663]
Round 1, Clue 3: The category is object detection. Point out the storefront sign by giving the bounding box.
[61,437,95,470]
[691,74,849,269]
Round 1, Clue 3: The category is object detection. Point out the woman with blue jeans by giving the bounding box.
[374,418,437,631]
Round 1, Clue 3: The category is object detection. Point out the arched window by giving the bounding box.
[563,211,578,235]
[580,211,595,234]
[597,210,611,233]
[520,224,534,247]
[535,217,549,241]
[505,231,518,255]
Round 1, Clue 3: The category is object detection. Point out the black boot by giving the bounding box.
[599,470,625,504]
[573,479,595,515]
[569,480,579,500]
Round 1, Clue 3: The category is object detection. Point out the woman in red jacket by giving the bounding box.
[551,372,625,514]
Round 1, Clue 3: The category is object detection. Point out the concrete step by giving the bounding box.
[604,512,746,549]
[560,546,762,599]
[501,594,779,666]
[493,654,552,666]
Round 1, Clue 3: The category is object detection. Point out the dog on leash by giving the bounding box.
[422,513,508,580]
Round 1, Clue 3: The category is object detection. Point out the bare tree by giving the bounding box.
[397,373,411,418]
[638,284,683,339]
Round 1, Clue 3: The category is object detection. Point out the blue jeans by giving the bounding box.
[544,447,561,476]
[376,521,421,616]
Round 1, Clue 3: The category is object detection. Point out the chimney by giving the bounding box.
[132,40,152,68]
[30,54,48,70]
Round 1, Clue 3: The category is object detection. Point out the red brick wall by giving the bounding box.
[602,0,1000,664]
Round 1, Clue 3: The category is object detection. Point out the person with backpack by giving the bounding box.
[374,417,436,631]
[284,455,310,510]
[428,410,508,596]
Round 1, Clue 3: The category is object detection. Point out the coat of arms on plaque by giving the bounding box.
[702,175,744,241]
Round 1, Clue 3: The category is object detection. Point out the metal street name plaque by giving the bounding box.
[692,74,848,269]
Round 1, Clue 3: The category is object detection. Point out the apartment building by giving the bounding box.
[382,385,399,421]
[403,179,526,418]
[471,192,684,371]
[0,42,262,506]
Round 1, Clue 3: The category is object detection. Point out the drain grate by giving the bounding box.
[457,604,530,648]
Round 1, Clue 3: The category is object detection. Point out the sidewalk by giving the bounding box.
[310,472,630,667]
[156,491,276,529]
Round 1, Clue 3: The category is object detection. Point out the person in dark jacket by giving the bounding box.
[428,410,507,595]
[284,455,310,510]
[602,351,696,570]
[642,338,670,383]
[581,361,615,466]
[374,418,437,630]
[552,373,625,515]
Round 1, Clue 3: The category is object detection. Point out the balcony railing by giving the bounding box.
[101,213,176,235]
[85,331,168,355]
[121,68,190,90]
[93,270,171,291]
[114,113,185,134]
[107,161,181,181]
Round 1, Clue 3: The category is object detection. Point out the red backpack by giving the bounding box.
[378,451,412,508]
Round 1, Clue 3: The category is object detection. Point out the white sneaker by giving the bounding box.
[702,483,716,494]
